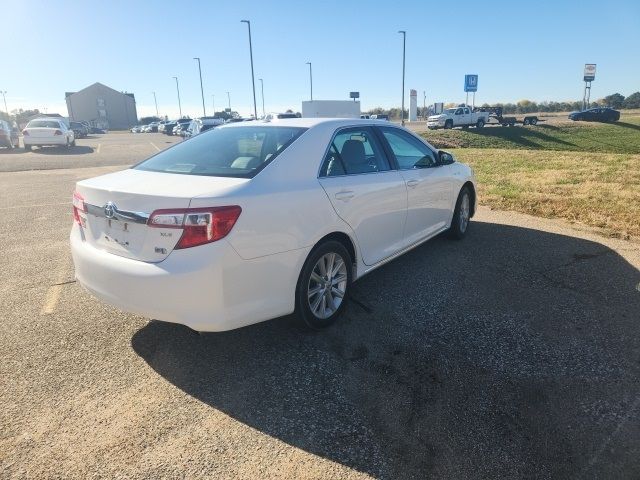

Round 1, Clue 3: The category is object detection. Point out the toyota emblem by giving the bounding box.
[104,202,116,219]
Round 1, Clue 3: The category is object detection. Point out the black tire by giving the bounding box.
[476,118,485,128]
[447,186,472,240]
[444,120,453,129]
[523,118,530,126]
[530,117,538,125]
[295,240,353,329]
[24,144,31,151]
[71,139,76,147]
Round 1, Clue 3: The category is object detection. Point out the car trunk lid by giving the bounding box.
[75,169,249,262]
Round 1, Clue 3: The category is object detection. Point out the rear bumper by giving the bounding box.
[70,224,308,331]
[23,136,68,146]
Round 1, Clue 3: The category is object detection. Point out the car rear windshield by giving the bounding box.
[28,120,61,128]
[134,126,307,178]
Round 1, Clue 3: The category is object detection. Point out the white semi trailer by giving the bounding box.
[302,100,361,118]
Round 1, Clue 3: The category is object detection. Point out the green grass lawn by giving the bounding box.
[420,116,640,154]
[417,116,640,239]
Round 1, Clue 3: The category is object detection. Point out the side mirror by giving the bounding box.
[439,151,455,165]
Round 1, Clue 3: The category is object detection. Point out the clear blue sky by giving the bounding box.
[4,0,640,118]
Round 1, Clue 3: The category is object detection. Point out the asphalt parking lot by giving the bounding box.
[1,135,639,478]
[0,132,181,172]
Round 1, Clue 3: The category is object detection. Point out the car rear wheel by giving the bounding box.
[476,119,485,128]
[530,117,538,125]
[444,120,453,129]
[24,145,31,151]
[447,186,472,240]
[296,241,352,329]
[523,118,530,125]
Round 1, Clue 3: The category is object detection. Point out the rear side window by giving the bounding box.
[134,126,306,178]
[380,127,437,169]
[320,127,390,177]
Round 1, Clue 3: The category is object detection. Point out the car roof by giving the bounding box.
[220,118,394,129]
[28,118,63,123]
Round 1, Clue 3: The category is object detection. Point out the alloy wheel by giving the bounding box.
[307,252,348,319]
[459,193,470,233]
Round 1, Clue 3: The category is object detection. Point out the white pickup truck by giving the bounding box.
[427,106,489,130]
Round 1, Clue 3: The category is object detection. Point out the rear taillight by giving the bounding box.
[22,130,29,136]
[148,206,242,249]
[72,191,86,224]
[54,130,63,136]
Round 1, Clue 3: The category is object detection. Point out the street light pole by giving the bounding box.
[305,62,313,101]
[226,91,231,111]
[173,76,182,118]
[193,57,206,116]
[152,91,159,116]
[241,20,258,120]
[259,78,265,118]
[398,30,406,126]
[212,95,215,115]
[1,91,7,116]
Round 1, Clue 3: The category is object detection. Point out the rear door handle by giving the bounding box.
[406,179,420,188]
[334,190,355,201]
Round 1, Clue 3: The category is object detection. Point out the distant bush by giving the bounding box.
[622,92,640,109]
[603,93,625,109]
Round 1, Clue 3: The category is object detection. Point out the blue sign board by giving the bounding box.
[464,74,478,92]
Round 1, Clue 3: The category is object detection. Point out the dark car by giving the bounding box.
[161,121,178,135]
[568,107,620,123]
[69,121,89,138]
[0,120,19,149]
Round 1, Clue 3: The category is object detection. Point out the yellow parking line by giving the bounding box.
[150,142,161,152]
[40,266,70,315]
[41,284,64,315]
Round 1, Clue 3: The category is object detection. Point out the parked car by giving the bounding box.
[0,120,19,149]
[22,118,75,151]
[264,112,298,120]
[162,121,178,135]
[69,121,89,138]
[147,122,159,133]
[568,107,620,123]
[172,120,191,136]
[176,123,191,137]
[370,114,389,121]
[130,125,142,133]
[185,117,224,137]
[70,118,476,332]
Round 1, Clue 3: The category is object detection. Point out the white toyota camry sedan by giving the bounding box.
[70,118,476,331]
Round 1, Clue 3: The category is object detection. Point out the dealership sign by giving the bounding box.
[464,74,478,92]
[584,64,596,82]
